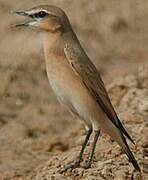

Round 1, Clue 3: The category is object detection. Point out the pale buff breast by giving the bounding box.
[45,53,105,127]
[44,53,85,105]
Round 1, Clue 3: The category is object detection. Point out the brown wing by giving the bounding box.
[64,43,134,144]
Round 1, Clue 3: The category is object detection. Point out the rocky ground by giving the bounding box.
[0,0,148,179]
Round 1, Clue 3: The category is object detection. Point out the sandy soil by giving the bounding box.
[0,0,148,179]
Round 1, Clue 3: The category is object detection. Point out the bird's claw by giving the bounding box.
[83,163,91,169]
[83,160,92,169]
[59,160,80,173]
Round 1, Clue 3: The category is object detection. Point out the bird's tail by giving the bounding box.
[120,133,141,172]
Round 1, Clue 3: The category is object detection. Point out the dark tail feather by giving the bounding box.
[121,135,141,172]
[116,116,135,145]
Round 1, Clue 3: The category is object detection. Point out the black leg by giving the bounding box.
[60,128,92,173]
[84,130,100,169]
[76,128,92,164]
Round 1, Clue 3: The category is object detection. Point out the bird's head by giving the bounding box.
[12,5,70,33]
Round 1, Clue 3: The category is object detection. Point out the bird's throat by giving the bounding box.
[42,31,64,57]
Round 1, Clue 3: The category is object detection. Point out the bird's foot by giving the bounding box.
[59,159,81,173]
[83,160,91,169]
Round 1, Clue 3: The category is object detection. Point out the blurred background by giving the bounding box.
[0,0,148,179]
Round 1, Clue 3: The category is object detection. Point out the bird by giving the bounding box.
[12,5,141,172]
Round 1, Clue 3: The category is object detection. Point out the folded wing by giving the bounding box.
[64,43,134,144]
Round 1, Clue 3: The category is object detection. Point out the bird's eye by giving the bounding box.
[38,11,47,18]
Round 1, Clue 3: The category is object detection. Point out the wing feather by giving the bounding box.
[64,43,134,144]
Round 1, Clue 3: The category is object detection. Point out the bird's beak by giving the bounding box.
[12,11,30,17]
[11,10,36,27]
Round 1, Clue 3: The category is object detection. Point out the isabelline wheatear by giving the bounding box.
[12,5,140,172]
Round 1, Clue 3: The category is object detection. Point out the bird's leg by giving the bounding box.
[75,128,92,165]
[83,130,100,169]
[60,128,92,172]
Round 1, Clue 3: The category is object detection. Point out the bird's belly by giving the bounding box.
[48,68,102,122]
[46,60,80,105]
[47,66,84,107]
[45,56,104,128]
[49,79,71,106]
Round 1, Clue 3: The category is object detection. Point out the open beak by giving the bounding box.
[11,10,36,27]
[12,11,30,17]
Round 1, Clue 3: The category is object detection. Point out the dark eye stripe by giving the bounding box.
[34,13,39,18]
[29,14,34,18]
[38,11,47,18]
[32,11,47,18]
[30,11,48,19]
[29,13,38,18]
